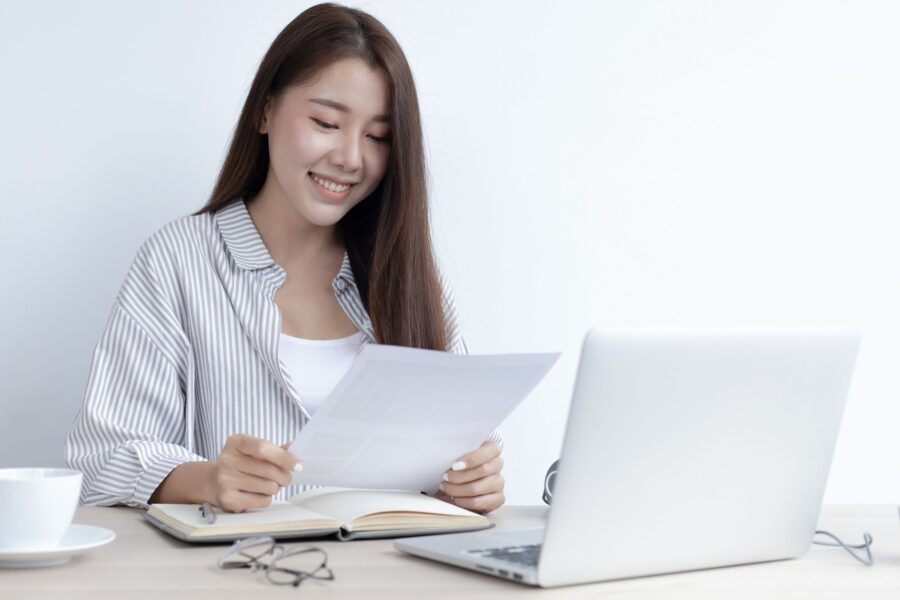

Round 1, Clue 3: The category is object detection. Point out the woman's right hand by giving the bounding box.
[207,434,301,513]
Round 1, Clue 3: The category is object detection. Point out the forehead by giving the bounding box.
[291,57,391,121]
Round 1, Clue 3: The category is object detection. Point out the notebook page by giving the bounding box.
[154,501,333,529]
[288,488,477,524]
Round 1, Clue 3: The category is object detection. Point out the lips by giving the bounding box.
[308,172,354,201]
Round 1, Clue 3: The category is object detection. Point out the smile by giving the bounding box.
[309,172,354,193]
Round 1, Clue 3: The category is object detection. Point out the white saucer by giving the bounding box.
[0,524,116,568]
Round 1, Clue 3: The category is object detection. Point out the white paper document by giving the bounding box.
[289,344,559,492]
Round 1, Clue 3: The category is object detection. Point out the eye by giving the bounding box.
[311,117,337,130]
[312,117,390,144]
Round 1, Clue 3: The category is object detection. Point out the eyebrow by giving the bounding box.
[309,98,391,124]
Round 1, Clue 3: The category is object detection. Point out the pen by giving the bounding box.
[199,502,217,524]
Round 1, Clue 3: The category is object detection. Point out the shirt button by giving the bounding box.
[335,279,347,291]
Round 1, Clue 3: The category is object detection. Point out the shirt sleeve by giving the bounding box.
[65,302,204,508]
[439,274,503,450]
[66,236,204,508]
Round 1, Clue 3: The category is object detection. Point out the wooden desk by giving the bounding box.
[1,505,898,598]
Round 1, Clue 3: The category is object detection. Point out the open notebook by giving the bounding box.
[144,487,493,543]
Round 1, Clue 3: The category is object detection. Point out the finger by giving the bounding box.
[444,455,503,485]
[230,469,284,497]
[219,489,275,513]
[440,473,504,499]
[450,440,501,471]
[434,489,455,504]
[279,441,305,472]
[452,492,505,514]
[236,434,299,472]
[226,452,293,488]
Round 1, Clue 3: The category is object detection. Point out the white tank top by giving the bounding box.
[278,330,367,416]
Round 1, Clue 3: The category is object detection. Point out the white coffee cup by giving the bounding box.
[0,468,83,550]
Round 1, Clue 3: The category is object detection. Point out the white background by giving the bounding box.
[1,0,898,505]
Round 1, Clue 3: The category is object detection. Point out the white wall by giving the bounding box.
[1,0,898,505]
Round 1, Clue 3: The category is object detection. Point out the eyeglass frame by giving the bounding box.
[216,535,335,587]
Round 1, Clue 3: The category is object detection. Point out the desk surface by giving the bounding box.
[1,504,898,599]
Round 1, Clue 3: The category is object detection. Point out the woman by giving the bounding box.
[66,3,504,514]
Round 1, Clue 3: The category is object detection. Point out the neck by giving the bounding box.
[246,175,343,266]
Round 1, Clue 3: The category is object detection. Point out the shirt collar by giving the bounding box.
[215,198,276,271]
[215,198,356,288]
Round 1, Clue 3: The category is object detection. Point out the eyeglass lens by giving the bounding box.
[266,547,333,586]
[219,537,275,569]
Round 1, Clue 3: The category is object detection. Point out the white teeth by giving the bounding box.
[311,174,351,193]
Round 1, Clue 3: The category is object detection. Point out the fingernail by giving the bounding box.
[293,463,304,473]
[439,483,445,492]
[442,472,449,482]
[451,461,466,471]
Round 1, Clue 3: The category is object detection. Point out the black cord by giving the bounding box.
[812,530,874,566]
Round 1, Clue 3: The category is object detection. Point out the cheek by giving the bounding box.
[270,122,327,169]
[365,147,391,183]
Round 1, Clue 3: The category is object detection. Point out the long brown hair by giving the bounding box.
[195,3,448,351]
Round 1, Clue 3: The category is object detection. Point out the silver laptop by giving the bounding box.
[395,328,860,587]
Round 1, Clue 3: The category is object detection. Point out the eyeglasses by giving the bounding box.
[216,536,335,587]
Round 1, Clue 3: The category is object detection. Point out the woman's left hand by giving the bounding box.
[436,440,505,513]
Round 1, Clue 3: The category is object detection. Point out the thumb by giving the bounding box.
[280,441,303,473]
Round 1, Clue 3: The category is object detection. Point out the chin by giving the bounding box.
[302,203,354,228]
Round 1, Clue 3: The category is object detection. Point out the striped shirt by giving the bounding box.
[65,198,499,508]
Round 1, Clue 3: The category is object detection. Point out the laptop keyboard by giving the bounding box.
[466,543,543,567]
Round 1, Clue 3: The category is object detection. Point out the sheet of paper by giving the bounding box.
[289,344,559,492]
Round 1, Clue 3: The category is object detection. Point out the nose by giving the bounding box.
[331,131,363,172]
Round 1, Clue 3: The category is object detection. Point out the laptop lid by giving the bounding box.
[538,328,859,587]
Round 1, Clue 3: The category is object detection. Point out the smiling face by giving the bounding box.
[259,57,392,227]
